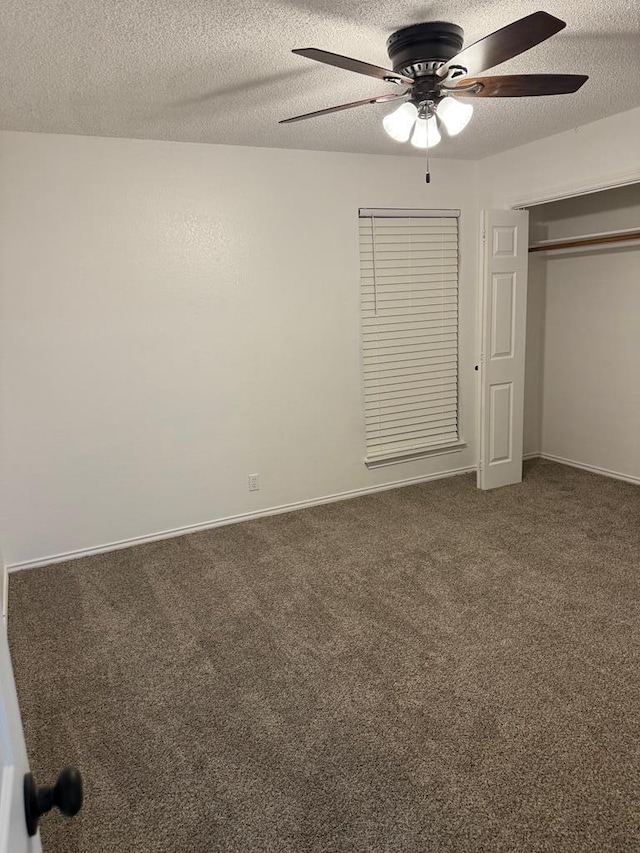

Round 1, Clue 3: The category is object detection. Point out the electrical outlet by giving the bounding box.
[248,474,259,492]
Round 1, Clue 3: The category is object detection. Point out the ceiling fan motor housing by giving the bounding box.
[387,22,464,78]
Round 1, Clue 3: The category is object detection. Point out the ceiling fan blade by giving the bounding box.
[292,48,414,85]
[280,92,406,124]
[437,11,566,79]
[446,74,588,97]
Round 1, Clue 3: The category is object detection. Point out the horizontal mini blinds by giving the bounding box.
[359,210,459,464]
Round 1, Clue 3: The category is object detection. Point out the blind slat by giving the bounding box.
[364,380,457,400]
[365,433,459,460]
[363,327,457,347]
[364,333,458,348]
[360,260,457,272]
[363,354,458,376]
[364,333,457,349]
[365,374,457,403]
[361,290,458,303]
[367,420,458,442]
[361,284,458,295]
[364,362,457,381]
[364,351,457,370]
[362,299,458,312]
[362,302,457,319]
[362,314,457,332]
[367,424,459,448]
[366,405,457,427]
[366,397,458,418]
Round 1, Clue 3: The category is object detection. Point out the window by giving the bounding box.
[359,208,461,466]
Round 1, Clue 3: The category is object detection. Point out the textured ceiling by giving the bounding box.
[1,0,639,159]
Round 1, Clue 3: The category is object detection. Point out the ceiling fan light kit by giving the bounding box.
[383,96,473,147]
[281,11,588,181]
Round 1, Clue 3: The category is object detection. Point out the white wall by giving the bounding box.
[0,132,479,566]
[479,106,640,210]
[523,185,640,479]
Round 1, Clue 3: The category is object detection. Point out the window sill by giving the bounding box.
[365,441,467,470]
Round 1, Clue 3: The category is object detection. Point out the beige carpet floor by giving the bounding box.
[8,459,640,852]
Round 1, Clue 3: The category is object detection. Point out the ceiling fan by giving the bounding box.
[280,11,588,160]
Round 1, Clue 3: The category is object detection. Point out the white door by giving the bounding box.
[0,615,42,853]
[478,209,529,490]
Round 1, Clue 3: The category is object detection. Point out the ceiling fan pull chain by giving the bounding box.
[425,134,431,184]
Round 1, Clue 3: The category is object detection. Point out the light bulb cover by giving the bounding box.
[411,115,441,149]
[382,102,418,142]
[437,97,473,136]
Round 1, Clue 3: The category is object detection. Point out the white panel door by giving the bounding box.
[478,209,529,490]
[0,617,42,853]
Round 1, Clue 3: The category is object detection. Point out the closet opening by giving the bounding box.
[521,182,640,484]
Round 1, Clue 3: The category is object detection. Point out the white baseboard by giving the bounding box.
[8,465,476,573]
[523,452,640,486]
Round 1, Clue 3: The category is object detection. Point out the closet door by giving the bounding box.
[478,209,529,490]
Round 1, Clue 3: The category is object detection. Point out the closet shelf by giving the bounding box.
[529,226,640,253]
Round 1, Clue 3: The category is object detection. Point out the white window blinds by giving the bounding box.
[359,209,460,465]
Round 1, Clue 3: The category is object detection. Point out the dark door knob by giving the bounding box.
[24,766,83,836]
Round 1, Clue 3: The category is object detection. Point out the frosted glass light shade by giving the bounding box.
[437,97,473,136]
[382,102,418,142]
[411,115,441,149]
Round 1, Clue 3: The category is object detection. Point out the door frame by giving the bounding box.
[502,167,640,212]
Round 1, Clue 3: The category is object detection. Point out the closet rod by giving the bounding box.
[529,227,640,253]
